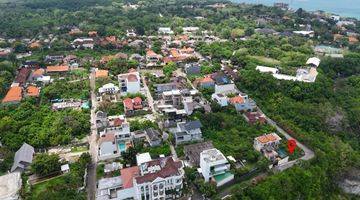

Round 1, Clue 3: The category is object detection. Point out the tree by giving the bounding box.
[31,153,61,176]
[163,62,177,77]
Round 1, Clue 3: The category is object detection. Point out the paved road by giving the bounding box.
[260,110,315,171]
[87,70,98,200]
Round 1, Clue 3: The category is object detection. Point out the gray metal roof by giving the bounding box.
[11,143,34,172]
[145,128,161,142]
[179,120,202,132]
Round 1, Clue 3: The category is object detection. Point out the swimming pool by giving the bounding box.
[118,142,126,153]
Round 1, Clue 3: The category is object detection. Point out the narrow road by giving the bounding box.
[87,69,98,200]
[260,109,315,171]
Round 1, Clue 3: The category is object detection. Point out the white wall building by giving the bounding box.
[118,70,141,94]
[98,83,120,95]
[211,93,228,107]
[199,148,234,187]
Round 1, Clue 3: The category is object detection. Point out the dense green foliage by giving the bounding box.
[0,100,90,150]
[31,153,61,176]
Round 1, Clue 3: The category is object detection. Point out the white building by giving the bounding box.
[182,27,199,34]
[136,152,152,166]
[96,157,184,200]
[215,83,236,94]
[254,133,282,152]
[118,70,141,94]
[0,172,22,200]
[306,57,321,67]
[98,83,120,95]
[98,133,119,160]
[71,38,94,49]
[211,93,228,107]
[255,66,279,74]
[158,27,174,35]
[199,148,234,187]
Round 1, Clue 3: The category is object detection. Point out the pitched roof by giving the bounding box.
[26,86,40,97]
[145,128,160,142]
[184,141,214,166]
[229,96,244,104]
[180,120,202,132]
[123,98,134,110]
[11,143,34,172]
[199,76,214,83]
[256,133,281,144]
[135,157,182,184]
[120,166,140,189]
[32,68,45,76]
[46,65,69,72]
[15,68,31,85]
[95,69,109,78]
[2,86,22,103]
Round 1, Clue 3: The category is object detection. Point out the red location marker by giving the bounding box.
[287,139,297,154]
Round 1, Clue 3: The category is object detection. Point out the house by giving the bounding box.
[306,57,321,67]
[229,93,256,112]
[211,93,228,107]
[0,172,22,200]
[31,68,45,81]
[296,68,318,83]
[199,148,234,187]
[136,152,152,166]
[11,143,35,173]
[197,76,215,89]
[95,111,108,130]
[61,164,70,174]
[244,111,266,125]
[98,83,120,95]
[2,86,22,104]
[154,83,178,97]
[293,31,314,37]
[184,63,201,75]
[71,38,94,49]
[158,27,174,35]
[212,73,236,94]
[98,133,119,160]
[254,133,282,160]
[95,69,109,78]
[255,28,278,35]
[97,157,184,200]
[123,97,143,115]
[145,128,162,147]
[44,55,64,64]
[146,49,162,63]
[88,31,98,37]
[174,120,203,145]
[26,85,40,97]
[184,141,214,167]
[256,66,279,74]
[46,65,69,73]
[183,27,199,34]
[15,68,31,85]
[118,70,141,94]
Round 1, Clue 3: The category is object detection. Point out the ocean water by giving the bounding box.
[232,0,360,19]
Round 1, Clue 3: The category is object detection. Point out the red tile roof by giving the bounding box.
[135,157,182,184]
[15,68,31,85]
[123,98,134,110]
[256,133,280,144]
[120,166,140,189]
[199,76,214,83]
[229,96,244,104]
[95,70,109,78]
[2,86,22,103]
[46,65,69,73]
[26,86,40,97]
[32,68,45,77]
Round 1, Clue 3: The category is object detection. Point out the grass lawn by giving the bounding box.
[249,56,281,66]
[71,146,88,153]
[31,175,66,198]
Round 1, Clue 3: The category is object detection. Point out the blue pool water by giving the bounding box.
[118,142,126,152]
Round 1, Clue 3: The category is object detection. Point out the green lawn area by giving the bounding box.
[71,146,88,153]
[31,175,67,198]
[249,56,281,66]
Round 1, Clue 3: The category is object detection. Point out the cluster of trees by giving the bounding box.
[0,99,90,150]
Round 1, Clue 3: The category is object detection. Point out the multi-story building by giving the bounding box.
[96,156,184,200]
[199,148,234,187]
[118,69,141,94]
[173,120,203,145]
